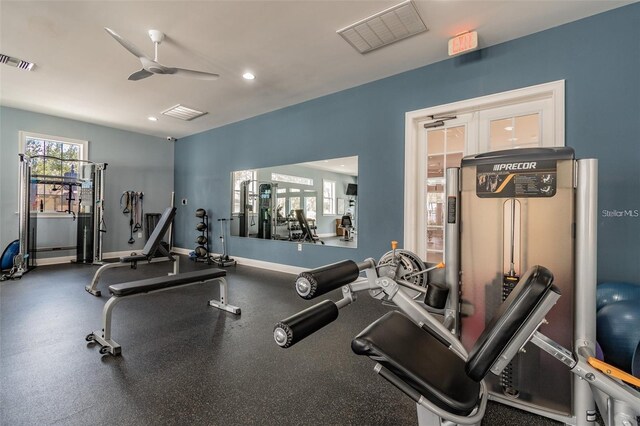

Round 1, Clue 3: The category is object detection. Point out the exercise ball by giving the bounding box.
[596,281,640,311]
[196,235,207,245]
[196,222,207,231]
[594,341,604,361]
[597,300,640,372]
[195,208,207,218]
[194,246,208,258]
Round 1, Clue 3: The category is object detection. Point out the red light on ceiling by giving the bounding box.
[448,31,478,56]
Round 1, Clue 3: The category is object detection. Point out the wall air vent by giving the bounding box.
[0,53,35,71]
[337,0,427,54]
[161,104,207,121]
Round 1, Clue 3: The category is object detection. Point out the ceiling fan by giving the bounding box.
[104,27,219,81]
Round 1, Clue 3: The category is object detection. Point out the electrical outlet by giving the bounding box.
[297,244,302,252]
[138,232,142,238]
[181,198,188,205]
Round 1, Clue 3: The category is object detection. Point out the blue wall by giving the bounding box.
[0,107,174,256]
[174,4,639,282]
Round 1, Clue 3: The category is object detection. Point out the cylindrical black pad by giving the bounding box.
[295,260,360,300]
[425,282,449,309]
[273,300,339,348]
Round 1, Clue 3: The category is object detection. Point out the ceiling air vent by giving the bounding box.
[161,104,207,121]
[0,53,35,71]
[337,0,427,54]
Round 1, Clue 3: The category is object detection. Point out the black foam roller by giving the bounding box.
[296,260,360,300]
[274,300,339,348]
[425,282,449,309]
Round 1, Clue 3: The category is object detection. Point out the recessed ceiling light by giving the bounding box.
[504,126,514,131]
[243,72,255,80]
[148,116,158,122]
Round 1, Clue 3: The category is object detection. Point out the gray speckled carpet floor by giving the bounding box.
[1,258,571,425]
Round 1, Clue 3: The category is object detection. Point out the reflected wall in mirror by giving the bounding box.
[230,156,358,248]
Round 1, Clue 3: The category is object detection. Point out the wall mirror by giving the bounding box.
[230,156,358,248]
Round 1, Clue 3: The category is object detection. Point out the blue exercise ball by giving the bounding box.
[597,300,640,373]
[596,281,640,311]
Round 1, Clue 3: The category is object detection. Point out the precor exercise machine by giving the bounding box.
[12,154,107,279]
[274,256,640,426]
[443,148,601,424]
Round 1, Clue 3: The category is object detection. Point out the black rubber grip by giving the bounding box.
[295,260,360,300]
[273,300,339,348]
[425,282,449,309]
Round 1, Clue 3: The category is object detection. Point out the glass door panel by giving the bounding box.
[425,125,465,263]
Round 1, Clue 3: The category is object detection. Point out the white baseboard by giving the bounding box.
[34,247,305,276]
[34,249,147,266]
[174,247,304,275]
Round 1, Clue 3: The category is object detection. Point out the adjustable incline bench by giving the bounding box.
[86,206,177,297]
[86,268,240,356]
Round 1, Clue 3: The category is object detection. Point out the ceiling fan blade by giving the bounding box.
[168,67,220,80]
[104,27,148,59]
[128,69,154,81]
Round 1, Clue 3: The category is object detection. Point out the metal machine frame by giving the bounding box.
[14,154,107,278]
[443,151,600,424]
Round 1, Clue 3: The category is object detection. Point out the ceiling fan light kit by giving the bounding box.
[104,27,219,81]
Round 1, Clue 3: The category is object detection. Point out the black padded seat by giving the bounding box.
[352,265,559,418]
[118,254,149,263]
[352,310,481,416]
[109,269,226,297]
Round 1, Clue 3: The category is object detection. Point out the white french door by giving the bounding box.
[406,81,565,259]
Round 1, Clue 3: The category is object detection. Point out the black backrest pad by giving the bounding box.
[465,265,558,382]
[141,207,176,257]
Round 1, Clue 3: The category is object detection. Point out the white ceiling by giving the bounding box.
[0,1,633,139]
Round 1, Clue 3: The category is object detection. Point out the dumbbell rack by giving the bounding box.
[194,208,212,264]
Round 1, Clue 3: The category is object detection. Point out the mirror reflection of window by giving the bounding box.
[289,197,301,212]
[305,196,316,220]
[229,156,357,248]
[323,180,336,215]
[232,170,256,214]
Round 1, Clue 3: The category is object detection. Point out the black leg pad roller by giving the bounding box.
[274,300,339,348]
[425,282,449,309]
[295,260,360,299]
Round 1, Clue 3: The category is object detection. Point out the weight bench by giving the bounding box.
[352,266,561,425]
[86,206,177,297]
[86,268,240,356]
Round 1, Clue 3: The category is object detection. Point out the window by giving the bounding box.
[289,197,301,212]
[271,173,313,186]
[232,170,256,214]
[20,132,88,214]
[323,180,336,215]
[424,125,465,262]
[304,196,317,220]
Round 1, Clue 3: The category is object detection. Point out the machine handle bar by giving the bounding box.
[274,300,339,348]
[295,260,367,300]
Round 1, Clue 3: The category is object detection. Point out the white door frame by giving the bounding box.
[404,80,565,254]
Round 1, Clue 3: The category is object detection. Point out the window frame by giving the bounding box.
[231,170,257,215]
[322,179,336,216]
[19,131,89,218]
